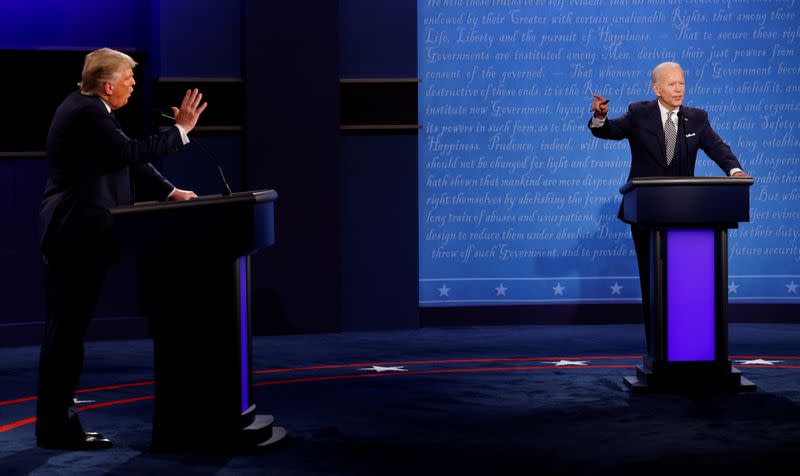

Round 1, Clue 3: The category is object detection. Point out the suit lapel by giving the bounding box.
[642,101,667,167]
[679,108,695,173]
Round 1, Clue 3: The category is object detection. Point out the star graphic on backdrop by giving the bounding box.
[610,282,623,295]
[734,359,782,366]
[437,283,451,297]
[552,282,565,296]
[541,360,589,366]
[495,283,508,296]
[359,366,408,373]
[728,281,740,294]
[786,281,798,294]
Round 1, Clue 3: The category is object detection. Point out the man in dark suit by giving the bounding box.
[36,48,207,450]
[587,61,747,354]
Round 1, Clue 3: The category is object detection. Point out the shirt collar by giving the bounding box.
[657,100,679,124]
[99,97,112,114]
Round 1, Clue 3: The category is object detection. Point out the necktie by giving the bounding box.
[664,111,676,165]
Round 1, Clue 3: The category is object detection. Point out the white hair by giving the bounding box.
[651,62,682,83]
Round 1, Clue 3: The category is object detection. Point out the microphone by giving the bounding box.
[154,109,232,196]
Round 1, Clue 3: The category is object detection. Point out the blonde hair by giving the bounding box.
[78,48,137,95]
[651,62,682,83]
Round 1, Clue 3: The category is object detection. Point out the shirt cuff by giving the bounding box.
[729,168,743,176]
[166,187,178,199]
[589,116,606,128]
[174,124,190,145]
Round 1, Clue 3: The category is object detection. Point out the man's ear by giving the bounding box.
[103,82,114,96]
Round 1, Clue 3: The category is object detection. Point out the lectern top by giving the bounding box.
[619,177,754,194]
[111,189,278,216]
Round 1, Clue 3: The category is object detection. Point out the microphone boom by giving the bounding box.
[155,109,232,196]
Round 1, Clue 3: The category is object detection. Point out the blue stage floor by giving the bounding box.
[2,324,800,475]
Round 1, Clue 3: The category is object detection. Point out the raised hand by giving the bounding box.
[171,89,208,134]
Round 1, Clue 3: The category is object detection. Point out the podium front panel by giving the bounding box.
[666,229,715,361]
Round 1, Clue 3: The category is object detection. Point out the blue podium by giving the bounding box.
[619,177,756,392]
[111,190,287,450]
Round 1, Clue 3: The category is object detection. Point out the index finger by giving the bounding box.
[591,94,607,102]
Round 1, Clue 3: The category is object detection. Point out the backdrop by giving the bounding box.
[418,0,800,306]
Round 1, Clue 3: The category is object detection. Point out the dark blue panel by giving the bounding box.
[340,0,416,78]
[244,0,341,333]
[158,0,241,77]
[0,162,14,252]
[0,0,148,49]
[156,134,243,197]
[0,159,48,328]
[340,133,419,331]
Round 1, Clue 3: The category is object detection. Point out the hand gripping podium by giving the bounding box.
[619,177,756,393]
[110,190,287,451]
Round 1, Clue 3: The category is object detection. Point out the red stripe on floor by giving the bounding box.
[0,396,155,433]
[0,417,36,433]
[0,381,155,407]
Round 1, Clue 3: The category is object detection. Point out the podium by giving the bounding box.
[619,177,756,392]
[110,190,287,451]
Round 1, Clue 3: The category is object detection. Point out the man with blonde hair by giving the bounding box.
[37,47,207,450]
[587,61,747,354]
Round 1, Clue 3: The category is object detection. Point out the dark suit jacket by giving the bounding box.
[40,90,184,254]
[588,99,742,220]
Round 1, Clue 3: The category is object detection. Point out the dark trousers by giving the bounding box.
[36,248,109,442]
[630,225,651,354]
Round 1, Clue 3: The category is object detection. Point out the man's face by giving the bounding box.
[652,67,685,110]
[106,67,135,110]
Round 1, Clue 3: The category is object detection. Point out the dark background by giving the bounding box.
[0,0,794,346]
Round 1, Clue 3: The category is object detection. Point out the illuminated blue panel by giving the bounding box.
[0,1,146,49]
[239,256,249,413]
[667,230,716,362]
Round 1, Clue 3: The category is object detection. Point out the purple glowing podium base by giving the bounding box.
[111,190,288,451]
[619,177,756,393]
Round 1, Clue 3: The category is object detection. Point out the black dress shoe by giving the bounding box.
[38,432,113,450]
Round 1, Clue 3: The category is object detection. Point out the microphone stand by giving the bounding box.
[154,110,232,196]
[677,110,690,172]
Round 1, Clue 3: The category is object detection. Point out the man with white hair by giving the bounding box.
[587,61,747,354]
[37,48,207,450]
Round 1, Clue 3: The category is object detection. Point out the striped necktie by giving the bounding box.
[665,111,676,165]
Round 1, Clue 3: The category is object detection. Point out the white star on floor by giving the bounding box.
[552,282,565,296]
[610,282,623,295]
[734,359,782,366]
[437,283,451,297]
[359,366,408,372]
[495,283,508,296]
[541,360,589,366]
[786,281,798,294]
[728,281,740,294]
